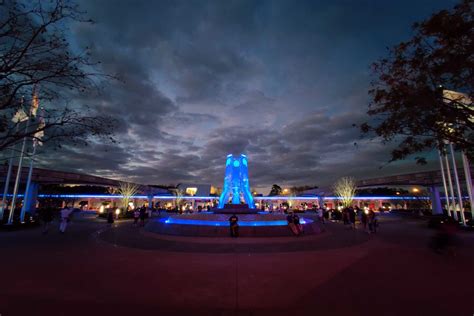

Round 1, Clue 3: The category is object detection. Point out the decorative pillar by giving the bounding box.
[147,194,153,209]
[318,196,324,209]
[21,181,39,217]
[429,186,443,215]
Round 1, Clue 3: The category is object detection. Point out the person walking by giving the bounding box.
[41,207,54,234]
[139,206,146,227]
[342,208,349,227]
[59,206,72,234]
[360,209,368,232]
[317,207,324,224]
[431,217,458,255]
[368,209,377,233]
[133,208,140,226]
[229,214,239,237]
[348,207,356,229]
[107,209,114,227]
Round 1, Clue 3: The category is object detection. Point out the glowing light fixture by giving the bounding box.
[185,187,198,196]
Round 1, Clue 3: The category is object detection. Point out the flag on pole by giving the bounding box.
[12,108,28,123]
[442,89,472,106]
[30,86,39,117]
[33,96,45,146]
[34,118,45,146]
[442,89,473,127]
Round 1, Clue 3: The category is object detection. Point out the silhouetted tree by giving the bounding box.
[360,0,473,164]
[269,184,282,196]
[0,0,116,152]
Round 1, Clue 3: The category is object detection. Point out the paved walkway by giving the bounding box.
[0,213,473,316]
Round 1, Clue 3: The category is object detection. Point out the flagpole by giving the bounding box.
[0,154,14,221]
[20,141,37,222]
[444,150,458,221]
[0,131,18,221]
[438,148,452,216]
[449,143,466,225]
[0,97,24,221]
[6,118,30,225]
[461,151,473,219]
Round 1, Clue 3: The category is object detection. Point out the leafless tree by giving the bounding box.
[117,182,140,210]
[170,187,185,210]
[333,177,357,207]
[0,0,116,153]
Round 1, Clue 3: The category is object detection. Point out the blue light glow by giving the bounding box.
[218,154,255,208]
[28,194,466,201]
[159,217,313,226]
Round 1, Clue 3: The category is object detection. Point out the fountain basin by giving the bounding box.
[145,213,321,237]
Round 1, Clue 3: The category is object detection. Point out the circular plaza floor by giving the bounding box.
[97,216,368,253]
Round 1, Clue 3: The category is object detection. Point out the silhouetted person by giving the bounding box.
[229,214,239,237]
[59,207,73,233]
[368,210,377,233]
[317,208,324,224]
[348,207,356,229]
[342,208,349,226]
[139,206,146,227]
[293,213,303,235]
[431,217,458,255]
[133,209,140,226]
[107,209,114,227]
[287,212,297,235]
[41,207,54,234]
[360,209,368,231]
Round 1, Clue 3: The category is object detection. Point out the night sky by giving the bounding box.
[37,0,455,193]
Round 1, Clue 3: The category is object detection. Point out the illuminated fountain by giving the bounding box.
[215,154,257,214]
[146,154,320,237]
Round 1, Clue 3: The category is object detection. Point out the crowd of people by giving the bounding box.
[37,204,157,234]
[338,206,378,233]
[284,206,379,236]
[38,206,75,234]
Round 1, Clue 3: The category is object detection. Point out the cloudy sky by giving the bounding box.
[36,0,455,193]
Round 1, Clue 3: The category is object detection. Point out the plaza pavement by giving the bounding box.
[0,213,473,316]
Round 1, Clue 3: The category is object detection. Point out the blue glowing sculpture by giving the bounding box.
[218,154,255,209]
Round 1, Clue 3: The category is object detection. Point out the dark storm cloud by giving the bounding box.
[34,0,454,192]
